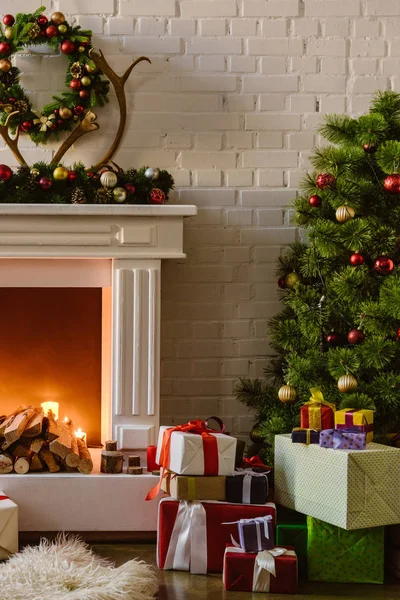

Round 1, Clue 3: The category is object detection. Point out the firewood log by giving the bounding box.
[77,438,94,474]
[30,438,45,454]
[23,411,44,438]
[0,453,13,474]
[14,451,34,474]
[64,421,80,468]
[2,407,36,448]
[39,448,60,473]
[49,421,73,459]
[30,453,43,471]
[44,415,60,442]
[13,444,30,458]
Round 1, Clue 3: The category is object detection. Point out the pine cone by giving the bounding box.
[70,62,84,78]
[95,187,113,204]
[14,100,29,115]
[125,168,137,180]
[24,176,38,193]
[71,187,87,204]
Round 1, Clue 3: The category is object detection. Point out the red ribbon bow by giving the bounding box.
[241,455,271,471]
[0,496,9,501]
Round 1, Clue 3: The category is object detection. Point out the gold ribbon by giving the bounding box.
[303,388,336,429]
[187,477,196,501]
[292,427,318,445]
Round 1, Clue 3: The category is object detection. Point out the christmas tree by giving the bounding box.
[237,91,400,463]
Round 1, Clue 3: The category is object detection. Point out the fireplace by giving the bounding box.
[0,203,196,532]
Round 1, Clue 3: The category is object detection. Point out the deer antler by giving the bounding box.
[50,110,99,166]
[88,50,151,170]
[0,110,27,166]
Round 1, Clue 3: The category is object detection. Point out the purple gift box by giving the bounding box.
[320,429,366,450]
[226,515,275,553]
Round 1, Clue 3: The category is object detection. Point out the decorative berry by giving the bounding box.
[363,143,377,154]
[278,277,286,289]
[316,172,335,190]
[61,40,76,55]
[309,194,322,207]
[0,164,12,181]
[374,255,395,275]
[124,183,136,194]
[348,329,365,345]
[384,174,400,194]
[68,171,78,182]
[20,121,33,133]
[350,252,364,266]
[3,15,15,27]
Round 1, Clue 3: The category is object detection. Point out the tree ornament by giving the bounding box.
[51,12,66,25]
[0,42,12,55]
[81,76,91,87]
[278,384,297,404]
[363,143,377,154]
[79,89,90,99]
[70,78,81,90]
[37,15,48,27]
[149,188,166,204]
[278,277,286,289]
[78,46,85,53]
[0,164,12,181]
[59,106,73,120]
[71,187,86,204]
[336,205,355,223]
[113,187,127,203]
[285,272,301,290]
[0,59,12,73]
[58,24,68,34]
[374,255,395,274]
[249,422,265,444]
[61,40,75,55]
[53,166,69,181]
[39,176,52,190]
[338,374,358,393]
[384,174,400,194]
[124,183,136,194]
[73,105,85,115]
[4,27,13,40]
[46,25,57,38]
[309,194,322,207]
[68,171,77,182]
[21,120,33,133]
[326,332,341,346]
[30,168,40,178]
[144,167,160,180]
[350,252,364,266]
[396,328,400,341]
[348,329,365,344]
[3,15,15,26]
[85,63,98,74]
[100,170,118,189]
[316,172,335,190]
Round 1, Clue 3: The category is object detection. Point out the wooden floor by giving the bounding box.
[92,542,400,599]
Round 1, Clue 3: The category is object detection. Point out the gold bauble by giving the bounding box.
[100,170,118,189]
[58,24,68,34]
[59,106,73,120]
[337,374,358,393]
[113,187,127,203]
[53,166,69,181]
[81,76,91,87]
[4,27,13,40]
[285,272,301,290]
[51,11,66,25]
[86,63,98,74]
[278,384,297,404]
[0,59,12,73]
[30,168,40,178]
[78,46,85,53]
[336,206,355,224]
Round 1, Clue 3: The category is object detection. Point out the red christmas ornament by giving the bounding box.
[70,79,81,90]
[79,89,90,99]
[278,277,286,289]
[0,164,12,181]
[374,255,395,274]
[68,171,77,182]
[124,183,136,194]
[20,121,33,133]
[37,15,48,27]
[3,15,15,26]
[363,143,377,154]
[0,42,12,55]
[396,328,400,340]
[309,194,322,207]
[8,97,15,103]
[350,252,364,266]
[87,171,94,178]
[74,105,85,115]
[39,176,52,190]
[348,329,365,345]
[384,174,400,194]
[46,25,58,38]
[57,119,64,127]
[149,188,166,205]
[61,40,76,55]
[326,332,341,346]
[316,172,335,190]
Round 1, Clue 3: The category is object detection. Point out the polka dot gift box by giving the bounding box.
[319,429,366,450]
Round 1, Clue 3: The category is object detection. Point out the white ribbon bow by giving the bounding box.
[233,469,269,504]
[163,500,208,574]
[224,546,295,592]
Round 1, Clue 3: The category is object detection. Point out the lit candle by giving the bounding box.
[75,428,86,441]
[41,401,59,421]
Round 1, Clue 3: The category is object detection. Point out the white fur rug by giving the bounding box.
[0,534,158,600]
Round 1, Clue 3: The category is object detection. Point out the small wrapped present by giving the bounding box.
[0,494,18,560]
[223,544,297,593]
[225,515,275,553]
[320,428,366,450]
[307,516,384,584]
[334,408,374,443]
[161,471,226,501]
[276,523,307,579]
[158,498,277,574]
[291,428,320,445]
[226,470,269,504]
[300,388,335,430]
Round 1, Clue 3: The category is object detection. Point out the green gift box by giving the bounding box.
[307,516,384,584]
[276,523,307,578]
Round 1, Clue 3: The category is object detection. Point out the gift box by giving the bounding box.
[276,523,307,578]
[156,422,236,476]
[320,428,366,450]
[274,433,400,529]
[0,494,18,560]
[307,516,384,584]
[300,388,335,430]
[226,515,275,553]
[223,544,297,593]
[388,545,400,579]
[157,497,277,574]
[334,408,374,443]
[226,471,268,505]
[291,428,320,445]
[161,471,226,501]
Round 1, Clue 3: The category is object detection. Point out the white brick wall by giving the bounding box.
[3,0,396,434]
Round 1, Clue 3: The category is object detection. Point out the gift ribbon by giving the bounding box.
[0,496,8,501]
[233,469,269,504]
[336,410,373,434]
[292,427,319,445]
[224,546,295,592]
[164,500,208,574]
[205,416,226,433]
[224,515,272,552]
[241,455,271,470]
[303,388,336,430]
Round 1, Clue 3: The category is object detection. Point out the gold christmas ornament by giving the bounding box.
[30,168,40,177]
[58,24,68,34]
[51,11,66,25]
[113,186,127,203]
[81,76,91,87]
[337,374,358,393]
[0,59,12,73]
[4,27,13,40]
[285,272,301,290]
[53,166,69,181]
[85,63,98,74]
[100,170,118,189]
[278,384,297,404]
[59,106,73,120]
[336,206,355,224]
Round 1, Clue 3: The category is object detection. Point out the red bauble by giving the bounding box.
[326,332,341,346]
[46,25,58,38]
[0,164,12,181]
[61,40,76,55]
[79,89,90,99]
[0,42,12,55]
[68,171,77,182]
[3,15,15,26]
[57,119,64,126]
[396,328,400,340]
[87,171,94,178]
[37,15,48,27]
[124,183,136,194]
[374,255,395,274]
[363,143,377,154]
[278,277,286,289]
[70,78,81,90]
[348,329,365,344]
[149,188,166,204]
[384,174,400,194]
[74,105,85,115]
[39,176,52,190]
[8,97,15,103]
[316,172,335,190]
[309,194,322,207]
[350,252,364,266]
[20,120,33,133]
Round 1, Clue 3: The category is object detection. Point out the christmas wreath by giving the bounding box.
[0,7,109,144]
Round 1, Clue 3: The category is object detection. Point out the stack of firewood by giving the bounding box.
[0,406,93,475]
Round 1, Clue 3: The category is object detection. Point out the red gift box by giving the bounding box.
[223,544,297,593]
[300,388,335,430]
[157,498,277,574]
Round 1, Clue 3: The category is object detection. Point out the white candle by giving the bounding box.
[75,428,86,441]
[41,401,59,421]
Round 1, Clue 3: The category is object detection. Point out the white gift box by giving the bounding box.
[274,434,400,530]
[0,493,18,560]
[156,426,236,476]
